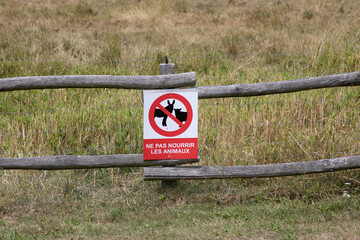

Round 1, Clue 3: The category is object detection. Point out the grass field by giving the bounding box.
[1,0,360,239]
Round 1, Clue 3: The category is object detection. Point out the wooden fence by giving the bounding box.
[0,69,199,169]
[1,65,360,182]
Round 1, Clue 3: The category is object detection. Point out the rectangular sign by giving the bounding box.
[143,89,198,160]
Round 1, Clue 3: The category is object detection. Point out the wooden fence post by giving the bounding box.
[159,57,178,188]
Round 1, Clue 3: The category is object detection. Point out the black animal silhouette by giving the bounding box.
[154,100,175,127]
[174,108,187,127]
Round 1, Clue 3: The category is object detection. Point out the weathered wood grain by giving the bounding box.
[197,71,360,99]
[143,155,360,180]
[0,154,199,170]
[159,63,175,75]
[0,72,196,92]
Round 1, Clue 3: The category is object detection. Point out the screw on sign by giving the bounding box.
[149,93,193,137]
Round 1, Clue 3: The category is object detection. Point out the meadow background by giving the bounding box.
[1,0,360,239]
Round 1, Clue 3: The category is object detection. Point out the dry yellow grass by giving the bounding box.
[1,0,359,65]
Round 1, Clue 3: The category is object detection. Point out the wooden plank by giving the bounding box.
[143,155,360,180]
[197,71,360,99]
[159,62,178,188]
[0,72,196,92]
[0,154,199,170]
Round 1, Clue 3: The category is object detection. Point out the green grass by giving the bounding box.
[1,0,360,238]
[1,172,359,239]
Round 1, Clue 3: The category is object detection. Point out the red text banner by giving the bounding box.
[143,138,197,160]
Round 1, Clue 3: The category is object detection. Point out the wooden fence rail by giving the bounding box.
[143,155,360,180]
[0,72,196,92]
[0,154,199,170]
[197,71,360,99]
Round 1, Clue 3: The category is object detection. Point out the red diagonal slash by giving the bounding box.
[156,103,185,127]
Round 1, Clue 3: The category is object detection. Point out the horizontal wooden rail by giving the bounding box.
[197,71,360,99]
[0,154,199,170]
[0,72,196,92]
[143,155,360,180]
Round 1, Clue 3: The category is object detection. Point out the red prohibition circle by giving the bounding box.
[149,93,193,137]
